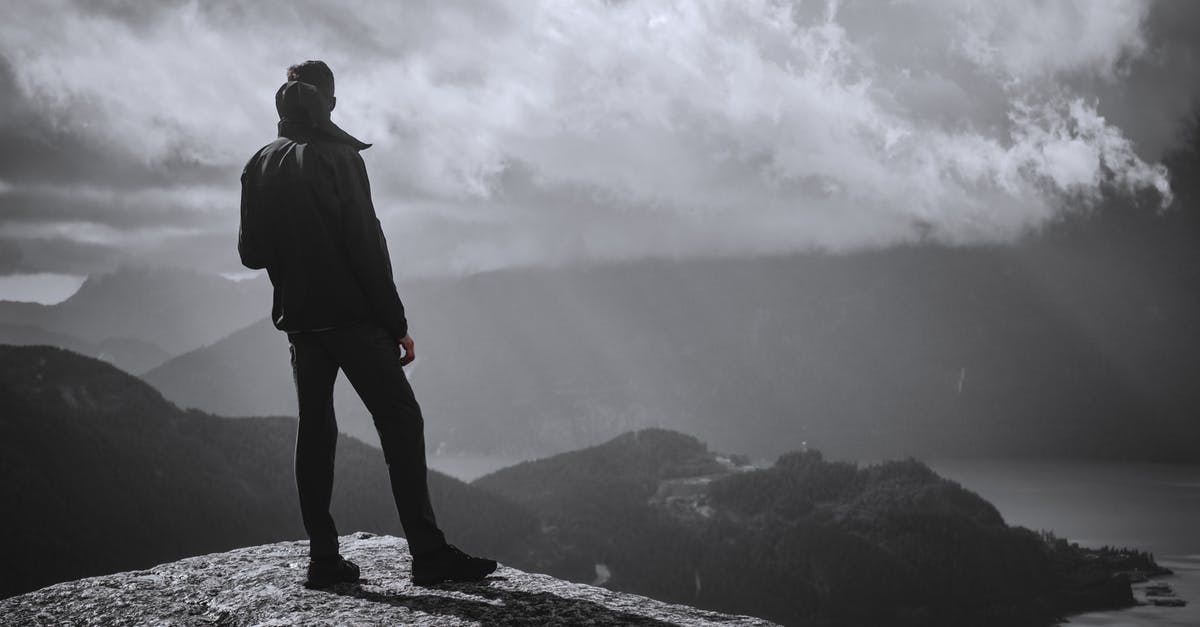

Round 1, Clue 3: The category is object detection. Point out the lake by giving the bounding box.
[932,460,1200,627]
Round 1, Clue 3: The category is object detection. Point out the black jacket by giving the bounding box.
[239,82,407,339]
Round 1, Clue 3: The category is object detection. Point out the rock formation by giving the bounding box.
[0,532,777,626]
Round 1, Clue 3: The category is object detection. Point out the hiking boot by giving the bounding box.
[304,555,360,589]
[411,543,497,586]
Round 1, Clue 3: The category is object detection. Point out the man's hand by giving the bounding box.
[398,335,415,366]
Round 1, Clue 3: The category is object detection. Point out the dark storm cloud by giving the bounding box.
[0,0,1197,278]
[0,54,237,277]
[0,57,232,190]
[0,184,230,231]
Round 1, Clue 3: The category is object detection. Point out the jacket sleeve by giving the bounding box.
[335,150,409,339]
[237,160,272,270]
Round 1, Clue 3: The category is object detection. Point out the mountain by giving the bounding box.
[145,236,1200,462]
[0,322,169,374]
[0,265,272,364]
[141,318,384,446]
[472,429,1156,627]
[143,318,292,416]
[0,345,1163,624]
[0,345,536,599]
[0,533,777,627]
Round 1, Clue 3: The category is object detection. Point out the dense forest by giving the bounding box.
[475,431,1158,627]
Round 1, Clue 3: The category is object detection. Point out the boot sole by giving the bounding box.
[411,563,498,586]
[303,576,360,589]
[302,564,357,588]
[304,569,361,589]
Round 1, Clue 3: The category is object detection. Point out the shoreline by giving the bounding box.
[1064,555,1198,626]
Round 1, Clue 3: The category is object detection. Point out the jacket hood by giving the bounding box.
[275,80,371,151]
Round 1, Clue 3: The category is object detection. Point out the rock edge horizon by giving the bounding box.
[0,532,779,626]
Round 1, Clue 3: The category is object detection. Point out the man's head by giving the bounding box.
[275,59,370,150]
[287,60,336,110]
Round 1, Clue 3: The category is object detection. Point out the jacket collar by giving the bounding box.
[275,80,371,151]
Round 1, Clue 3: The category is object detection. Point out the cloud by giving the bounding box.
[949,0,1150,80]
[0,0,1195,277]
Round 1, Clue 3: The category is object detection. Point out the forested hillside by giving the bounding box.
[476,430,1152,626]
[0,345,536,599]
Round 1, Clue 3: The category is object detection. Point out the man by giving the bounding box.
[238,60,497,589]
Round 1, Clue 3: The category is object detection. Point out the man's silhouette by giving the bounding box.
[238,60,497,588]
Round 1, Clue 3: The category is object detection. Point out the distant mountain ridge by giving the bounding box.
[144,318,291,416]
[0,265,272,371]
[145,242,1200,463]
[0,322,169,374]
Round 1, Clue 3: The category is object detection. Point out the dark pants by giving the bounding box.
[287,321,447,559]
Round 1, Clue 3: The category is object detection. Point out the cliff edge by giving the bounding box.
[0,532,777,626]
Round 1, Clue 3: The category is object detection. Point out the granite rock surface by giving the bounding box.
[0,532,778,626]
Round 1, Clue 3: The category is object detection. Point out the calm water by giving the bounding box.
[932,460,1200,626]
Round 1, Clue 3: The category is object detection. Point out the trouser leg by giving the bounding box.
[288,332,342,559]
[329,322,447,556]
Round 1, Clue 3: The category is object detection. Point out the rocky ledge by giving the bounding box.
[0,533,777,626]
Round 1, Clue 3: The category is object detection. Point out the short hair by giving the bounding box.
[286,60,335,99]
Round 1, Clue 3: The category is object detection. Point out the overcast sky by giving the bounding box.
[1,0,1198,301]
